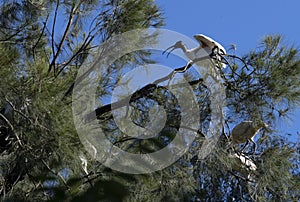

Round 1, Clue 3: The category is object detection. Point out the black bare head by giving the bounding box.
[162,41,185,58]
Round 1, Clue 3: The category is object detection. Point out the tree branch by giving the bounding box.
[41,160,70,190]
[56,34,95,77]
[49,2,77,74]
[4,97,32,124]
[32,14,49,60]
[0,113,23,147]
[86,78,203,122]
[82,58,211,122]
[50,0,59,70]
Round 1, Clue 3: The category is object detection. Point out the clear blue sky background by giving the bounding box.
[156,0,300,137]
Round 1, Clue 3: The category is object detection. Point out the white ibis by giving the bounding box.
[231,152,257,171]
[163,34,227,69]
[229,152,257,181]
[231,120,268,153]
[194,34,227,60]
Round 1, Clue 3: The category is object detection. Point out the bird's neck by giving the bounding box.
[179,43,189,53]
[251,121,265,132]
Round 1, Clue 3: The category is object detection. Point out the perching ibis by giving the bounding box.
[231,120,268,153]
[163,34,227,69]
[233,152,257,171]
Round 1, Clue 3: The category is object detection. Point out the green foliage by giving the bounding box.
[225,36,300,124]
[0,0,164,201]
[0,0,299,201]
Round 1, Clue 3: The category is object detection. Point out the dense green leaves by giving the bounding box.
[0,0,299,201]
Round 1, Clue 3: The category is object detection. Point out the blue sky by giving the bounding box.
[156,0,300,136]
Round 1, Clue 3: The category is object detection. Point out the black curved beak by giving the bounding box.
[162,44,177,58]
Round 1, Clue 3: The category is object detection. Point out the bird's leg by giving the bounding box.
[240,140,249,153]
[250,139,257,155]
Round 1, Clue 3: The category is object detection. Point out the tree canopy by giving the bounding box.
[0,0,299,201]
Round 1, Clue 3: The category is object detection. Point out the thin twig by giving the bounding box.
[113,137,137,145]
[220,54,243,79]
[51,0,59,71]
[228,170,255,183]
[41,160,70,190]
[0,27,23,42]
[225,54,250,70]
[4,97,32,124]
[56,34,95,77]
[0,113,23,147]
[32,14,49,60]
[49,2,77,74]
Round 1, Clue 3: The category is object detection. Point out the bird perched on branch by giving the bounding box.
[163,34,227,69]
[229,152,257,181]
[231,120,268,153]
[231,152,257,171]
